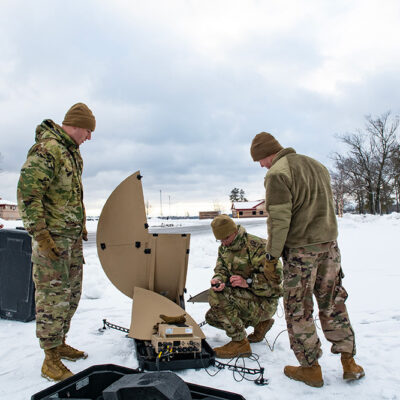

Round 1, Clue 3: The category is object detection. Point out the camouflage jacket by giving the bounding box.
[17,120,85,239]
[212,225,283,298]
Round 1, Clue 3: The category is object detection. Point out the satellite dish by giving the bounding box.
[96,171,190,305]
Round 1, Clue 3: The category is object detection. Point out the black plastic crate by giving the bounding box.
[135,338,215,371]
[0,228,35,322]
[31,364,137,400]
[31,364,246,400]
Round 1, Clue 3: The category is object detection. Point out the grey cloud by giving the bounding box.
[1,1,400,214]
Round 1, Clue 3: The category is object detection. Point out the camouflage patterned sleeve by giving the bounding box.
[212,249,229,283]
[249,242,283,298]
[17,143,56,237]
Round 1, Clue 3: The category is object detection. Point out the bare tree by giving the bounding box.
[330,168,346,217]
[366,112,399,213]
[332,154,367,213]
[334,112,400,214]
[389,147,400,212]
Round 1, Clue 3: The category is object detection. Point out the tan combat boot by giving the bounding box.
[284,361,324,388]
[248,319,274,343]
[213,338,252,359]
[41,348,74,382]
[57,338,88,361]
[341,352,365,381]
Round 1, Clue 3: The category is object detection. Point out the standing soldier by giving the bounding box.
[17,103,95,381]
[250,132,364,387]
[206,215,282,358]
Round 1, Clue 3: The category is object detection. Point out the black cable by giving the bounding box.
[200,351,268,385]
[100,319,130,333]
[264,328,287,352]
[264,314,321,351]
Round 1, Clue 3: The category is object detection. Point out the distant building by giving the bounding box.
[199,211,221,220]
[0,198,20,220]
[231,200,266,218]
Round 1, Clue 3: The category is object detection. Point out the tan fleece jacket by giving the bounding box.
[264,148,338,257]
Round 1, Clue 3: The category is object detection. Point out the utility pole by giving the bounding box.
[168,195,171,219]
[160,190,163,217]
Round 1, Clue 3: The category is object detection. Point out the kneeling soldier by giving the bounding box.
[206,215,283,358]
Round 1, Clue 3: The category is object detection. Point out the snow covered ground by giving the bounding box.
[1,214,400,399]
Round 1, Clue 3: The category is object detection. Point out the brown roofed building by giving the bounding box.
[0,198,20,220]
[231,200,266,218]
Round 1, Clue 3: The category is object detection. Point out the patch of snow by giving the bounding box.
[0,214,399,399]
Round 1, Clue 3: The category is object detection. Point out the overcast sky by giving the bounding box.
[1,0,400,216]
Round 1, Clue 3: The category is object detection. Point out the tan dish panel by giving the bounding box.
[97,171,148,247]
[96,171,191,303]
[153,233,190,304]
[97,171,151,298]
[129,287,205,340]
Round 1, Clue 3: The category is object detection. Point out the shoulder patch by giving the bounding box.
[247,236,266,250]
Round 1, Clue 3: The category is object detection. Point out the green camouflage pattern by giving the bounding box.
[212,225,283,298]
[282,241,356,366]
[17,119,85,239]
[206,226,282,340]
[32,234,83,349]
[206,287,278,341]
[17,119,86,350]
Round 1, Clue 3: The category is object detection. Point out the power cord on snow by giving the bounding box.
[200,351,268,386]
[264,328,287,352]
[276,299,285,319]
[264,300,321,352]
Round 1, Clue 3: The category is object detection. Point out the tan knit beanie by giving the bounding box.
[211,215,237,240]
[63,103,96,132]
[250,132,283,161]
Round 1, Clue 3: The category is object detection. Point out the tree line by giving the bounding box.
[331,111,400,215]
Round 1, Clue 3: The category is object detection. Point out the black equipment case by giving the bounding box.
[134,338,215,371]
[0,227,35,322]
[31,364,246,400]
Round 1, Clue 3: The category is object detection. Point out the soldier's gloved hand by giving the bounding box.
[211,278,225,292]
[35,230,61,261]
[264,254,280,282]
[82,226,88,241]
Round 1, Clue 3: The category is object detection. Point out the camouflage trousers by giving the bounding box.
[32,234,83,350]
[282,241,356,367]
[206,286,278,341]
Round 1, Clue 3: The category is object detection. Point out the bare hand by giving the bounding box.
[211,278,225,292]
[230,275,248,288]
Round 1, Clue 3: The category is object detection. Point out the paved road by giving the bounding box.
[84,218,266,249]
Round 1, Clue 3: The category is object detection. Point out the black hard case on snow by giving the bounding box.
[0,228,35,322]
[134,338,215,372]
[31,364,246,400]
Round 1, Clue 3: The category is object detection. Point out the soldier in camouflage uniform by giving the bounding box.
[250,132,365,387]
[17,103,95,381]
[206,215,283,358]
